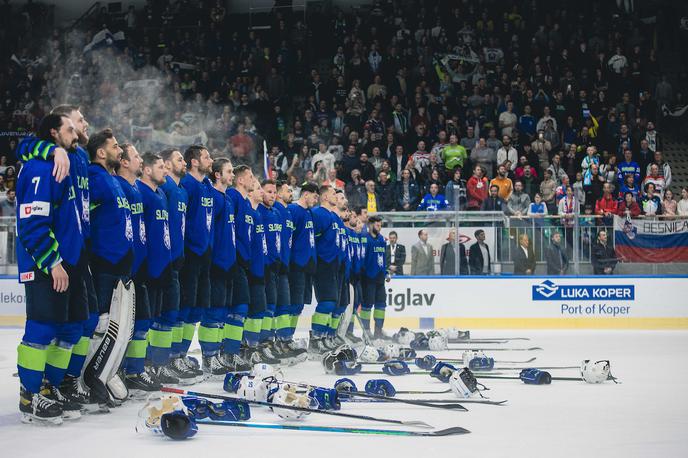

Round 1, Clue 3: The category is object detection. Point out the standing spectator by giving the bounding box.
[395,169,420,211]
[358,152,377,182]
[410,230,435,276]
[520,165,540,200]
[507,180,531,217]
[532,131,553,173]
[467,165,489,210]
[469,229,491,275]
[591,230,617,275]
[513,233,536,275]
[440,229,468,276]
[0,189,16,216]
[376,171,395,211]
[547,154,568,185]
[460,126,478,153]
[617,149,640,187]
[471,138,496,179]
[648,151,672,189]
[641,183,662,216]
[490,164,513,201]
[545,231,569,275]
[345,169,366,209]
[519,105,537,142]
[418,183,449,211]
[481,184,507,212]
[678,188,688,216]
[444,167,467,210]
[496,135,518,171]
[499,101,517,137]
[540,169,557,213]
[441,134,468,171]
[385,231,406,276]
[364,180,381,214]
[581,146,600,187]
[595,183,618,227]
[642,164,666,198]
[558,185,579,248]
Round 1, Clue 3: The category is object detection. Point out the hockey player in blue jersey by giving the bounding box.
[158,149,200,383]
[258,180,282,361]
[114,145,161,396]
[361,215,389,339]
[272,181,308,363]
[286,184,318,345]
[136,153,175,387]
[16,114,88,423]
[343,210,363,344]
[205,157,246,375]
[328,190,349,344]
[225,165,261,366]
[418,183,450,211]
[179,146,214,374]
[18,105,102,411]
[86,128,134,403]
[243,179,277,364]
[309,185,342,356]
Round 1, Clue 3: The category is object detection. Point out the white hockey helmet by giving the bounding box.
[237,375,270,402]
[381,343,401,360]
[449,368,479,398]
[428,333,448,351]
[268,385,313,420]
[581,360,611,384]
[358,345,382,363]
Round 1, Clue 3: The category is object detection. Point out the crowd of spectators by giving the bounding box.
[0,0,687,222]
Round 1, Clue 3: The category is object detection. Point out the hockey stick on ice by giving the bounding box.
[161,387,434,428]
[196,419,470,436]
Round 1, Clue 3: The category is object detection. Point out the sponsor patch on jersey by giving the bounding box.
[20,271,35,282]
[19,201,50,219]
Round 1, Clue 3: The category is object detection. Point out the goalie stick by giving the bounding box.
[352,311,374,345]
[197,420,470,437]
[161,387,434,428]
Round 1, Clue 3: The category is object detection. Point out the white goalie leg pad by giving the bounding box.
[83,280,136,400]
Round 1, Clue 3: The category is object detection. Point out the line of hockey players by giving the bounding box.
[14,106,388,425]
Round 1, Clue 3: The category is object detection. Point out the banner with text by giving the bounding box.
[381,276,688,329]
[614,216,688,262]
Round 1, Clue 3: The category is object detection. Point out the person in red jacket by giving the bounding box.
[595,182,618,227]
[617,191,641,218]
[466,165,488,210]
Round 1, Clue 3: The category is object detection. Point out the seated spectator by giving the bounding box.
[545,231,569,275]
[395,169,420,211]
[418,183,449,211]
[513,233,536,275]
[481,184,506,212]
[440,229,468,276]
[678,188,688,216]
[592,230,617,275]
[663,189,677,217]
[641,182,662,215]
[507,180,531,217]
[490,164,513,201]
[469,229,491,275]
[595,183,618,227]
[445,167,467,210]
[617,192,642,218]
[467,165,489,210]
[376,171,395,212]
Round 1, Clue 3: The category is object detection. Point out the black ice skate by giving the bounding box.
[19,384,63,426]
[202,354,230,379]
[221,352,252,372]
[125,371,162,399]
[59,375,103,414]
[44,383,82,420]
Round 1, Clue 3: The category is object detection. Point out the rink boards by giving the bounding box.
[1,275,687,329]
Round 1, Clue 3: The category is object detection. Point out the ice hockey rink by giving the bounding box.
[1,328,686,458]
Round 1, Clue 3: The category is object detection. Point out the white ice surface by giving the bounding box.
[0,329,686,458]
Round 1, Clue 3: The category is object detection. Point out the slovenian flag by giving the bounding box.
[614,216,688,262]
